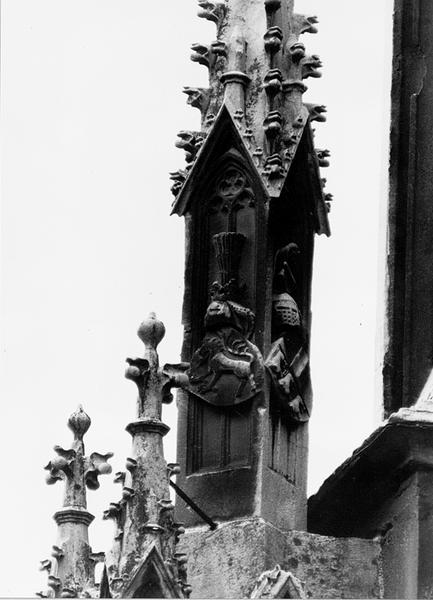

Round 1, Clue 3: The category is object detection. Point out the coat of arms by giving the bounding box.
[187,279,264,407]
[186,231,264,406]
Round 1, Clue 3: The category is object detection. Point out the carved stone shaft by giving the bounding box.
[111,315,189,597]
[43,407,112,598]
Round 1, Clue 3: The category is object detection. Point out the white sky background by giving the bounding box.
[0,0,393,596]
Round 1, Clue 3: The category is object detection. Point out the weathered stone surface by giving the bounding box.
[174,0,330,532]
[104,315,190,598]
[283,531,382,600]
[178,517,382,599]
[384,0,433,415]
[308,408,433,599]
[250,565,306,599]
[40,407,113,598]
[172,0,330,204]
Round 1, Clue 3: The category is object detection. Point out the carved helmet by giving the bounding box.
[205,298,255,339]
[272,293,301,327]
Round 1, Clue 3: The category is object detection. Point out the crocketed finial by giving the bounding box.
[67,405,91,439]
[137,312,166,350]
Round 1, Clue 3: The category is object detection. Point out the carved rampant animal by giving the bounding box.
[188,294,263,405]
[204,350,256,398]
[192,334,256,398]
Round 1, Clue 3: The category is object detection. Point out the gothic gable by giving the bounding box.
[171,103,329,237]
[122,544,182,599]
[171,104,267,217]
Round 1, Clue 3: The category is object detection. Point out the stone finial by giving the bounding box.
[67,405,91,440]
[137,312,166,350]
[45,408,113,498]
[103,319,192,598]
[42,410,113,598]
[127,314,191,417]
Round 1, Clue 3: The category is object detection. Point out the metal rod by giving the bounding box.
[169,480,218,530]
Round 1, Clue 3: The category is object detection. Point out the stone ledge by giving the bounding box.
[308,419,433,538]
[178,517,381,598]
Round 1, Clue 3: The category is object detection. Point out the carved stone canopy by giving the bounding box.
[171,105,330,235]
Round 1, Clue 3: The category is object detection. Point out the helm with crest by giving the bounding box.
[204,279,255,339]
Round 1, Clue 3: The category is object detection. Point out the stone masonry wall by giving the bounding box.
[178,517,382,599]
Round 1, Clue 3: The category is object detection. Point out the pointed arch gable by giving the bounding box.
[171,104,268,217]
[123,545,181,599]
[171,104,329,237]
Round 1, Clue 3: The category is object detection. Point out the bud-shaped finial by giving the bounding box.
[67,405,91,439]
[137,312,166,350]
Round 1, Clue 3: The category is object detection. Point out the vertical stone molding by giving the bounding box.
[384,0,433,415]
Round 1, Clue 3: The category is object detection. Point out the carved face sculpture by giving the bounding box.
[273,293,301,329]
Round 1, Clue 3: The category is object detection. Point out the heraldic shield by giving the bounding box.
[187,298,264,407]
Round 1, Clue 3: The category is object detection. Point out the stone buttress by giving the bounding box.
[171,0,329,534]
[167,2,386,598]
